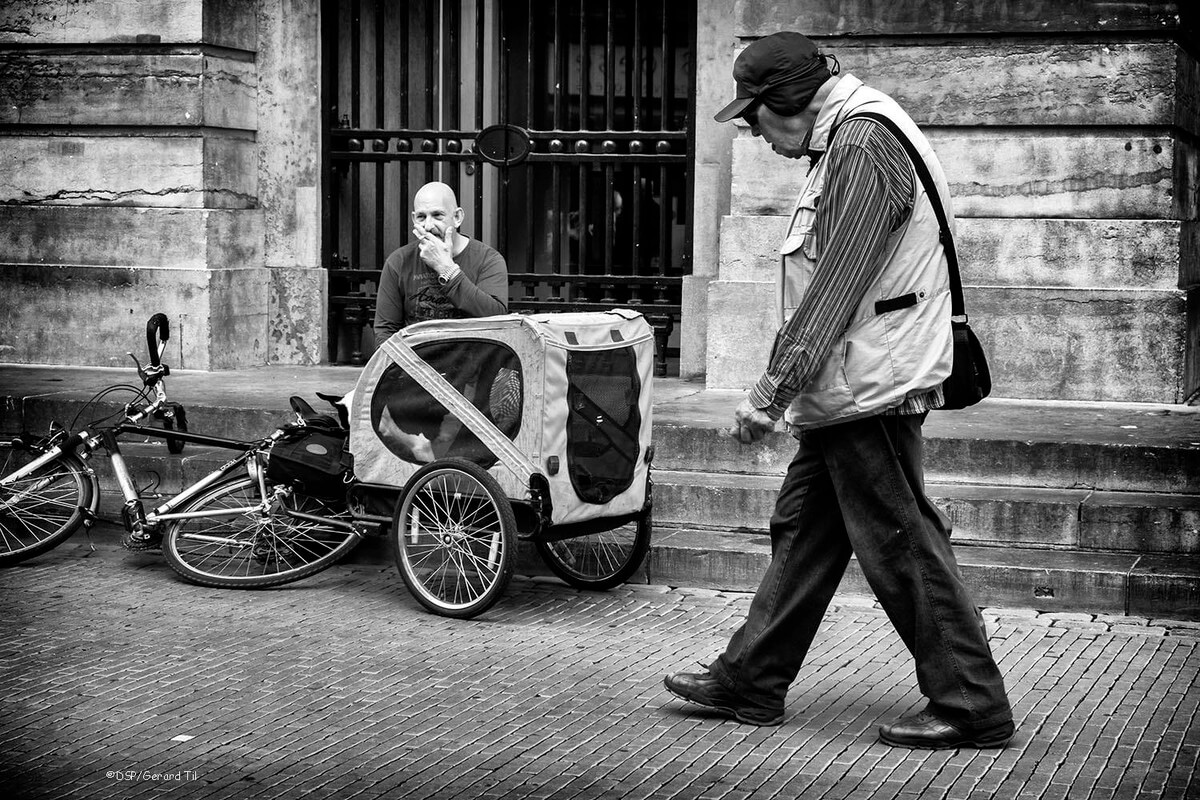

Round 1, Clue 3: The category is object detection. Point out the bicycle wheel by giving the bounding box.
[0,446,93,567]
[536,507,651,590]
[393,458,516,619]
[162,476,358,589]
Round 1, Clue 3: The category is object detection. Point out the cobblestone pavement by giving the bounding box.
[2,535,1198,800]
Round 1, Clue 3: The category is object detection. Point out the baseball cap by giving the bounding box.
[714,32,833,123]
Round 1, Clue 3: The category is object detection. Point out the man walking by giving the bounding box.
[664,32,1014,750]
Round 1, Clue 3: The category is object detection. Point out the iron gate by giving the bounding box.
[322,0,695,375]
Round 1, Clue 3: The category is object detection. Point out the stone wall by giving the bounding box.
[0,0,323,369]
[706,0,1199,404]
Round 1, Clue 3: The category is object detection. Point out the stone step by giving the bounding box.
[68,446,1200,620]
[8,373,1198,496]
[653,470,1200,555]
[68,510,1199,621]
[90,448,1200,556]
[647,527,1200,621]
[652,395,1200,495]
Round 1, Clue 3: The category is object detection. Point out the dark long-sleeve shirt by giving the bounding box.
[372,237,509,344]
[748,117,942,419]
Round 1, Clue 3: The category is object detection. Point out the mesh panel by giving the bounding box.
[565,348,641,504]
[370,341,522,468]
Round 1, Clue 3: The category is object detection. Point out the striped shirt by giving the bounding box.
[748,117,945,419]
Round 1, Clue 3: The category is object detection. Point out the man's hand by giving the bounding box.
[729,398,776,444]
[413,224,457,278]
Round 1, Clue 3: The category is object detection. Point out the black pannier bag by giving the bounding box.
[266,425,352,500]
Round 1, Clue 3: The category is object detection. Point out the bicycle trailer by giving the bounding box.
[348,309,655,617]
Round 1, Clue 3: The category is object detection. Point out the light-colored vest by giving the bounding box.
[779,76,953,429]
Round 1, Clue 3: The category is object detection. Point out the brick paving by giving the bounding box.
[1,535,1198,800]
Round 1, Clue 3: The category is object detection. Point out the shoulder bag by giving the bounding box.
[843,111,992,409]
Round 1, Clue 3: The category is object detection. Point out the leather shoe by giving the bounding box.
[663,671,783,726]
[879,709,1014,750]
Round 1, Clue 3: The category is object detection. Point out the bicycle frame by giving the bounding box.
[3,313,366,586]
[1,392,353,543]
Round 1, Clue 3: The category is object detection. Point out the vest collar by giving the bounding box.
[807,73,866,156]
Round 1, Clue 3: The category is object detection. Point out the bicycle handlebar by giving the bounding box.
[146,314,170,367]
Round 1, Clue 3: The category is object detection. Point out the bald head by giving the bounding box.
[411,181,466,246]
[413,181,458,210]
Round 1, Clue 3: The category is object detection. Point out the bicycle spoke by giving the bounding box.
[164,477,356,588]
[0,451,90,564]
[395,461,515,618]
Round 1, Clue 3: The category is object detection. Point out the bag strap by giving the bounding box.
[833,111,967,321]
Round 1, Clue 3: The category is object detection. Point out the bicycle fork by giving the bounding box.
[106,432,262,550]
[98,430,160,548]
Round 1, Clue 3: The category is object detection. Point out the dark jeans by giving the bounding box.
[710,412,1012,730]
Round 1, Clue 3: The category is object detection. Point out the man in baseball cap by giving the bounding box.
[713,31,834,124]
[665,33,1015,751]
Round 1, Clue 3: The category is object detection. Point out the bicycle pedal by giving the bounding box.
[121,530,163,552]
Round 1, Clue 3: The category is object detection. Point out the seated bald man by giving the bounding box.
[372,181,509,343]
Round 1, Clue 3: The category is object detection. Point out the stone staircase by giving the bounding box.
[3,366,1197,619]
[648,384,1200,619]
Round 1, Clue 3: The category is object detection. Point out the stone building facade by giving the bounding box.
[1,0,1196,404]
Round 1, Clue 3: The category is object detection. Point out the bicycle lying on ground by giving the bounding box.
[0,314,365,587]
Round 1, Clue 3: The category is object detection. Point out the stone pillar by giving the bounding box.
[707,0,1199,404]
[257,0,325,365]
[681,0,738,380]
[0,0,322,369]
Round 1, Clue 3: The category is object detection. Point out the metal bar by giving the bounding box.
[577,0,588,277]
[333,127,687,139]
[399,0,410,229]
[660,0,668,128]
[374,0,385,269]
[552,0,564,291]
[474,0,485,238]
[682,0,696,277]
[115,425,255,451]
[324,0,344,361]
[633,0,642,131]
[525,0,535,274]
[623,1,634,127]
[350,0,361,268]
[446,0,460,194]
[605,0,615,125]
[603,0,614,273]
[510,300,681,313]
[658,0,670,277]
[578,161,588,275]
[579,0,588,132]
[332,152,686,166]
[508,273,682,286]
[497,0,508,256]
[320,0,339,263]
[425,0,436,184]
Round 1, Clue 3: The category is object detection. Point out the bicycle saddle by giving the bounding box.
[288,396,342,431]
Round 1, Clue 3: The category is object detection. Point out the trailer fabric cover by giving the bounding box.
[349,311,653,527]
